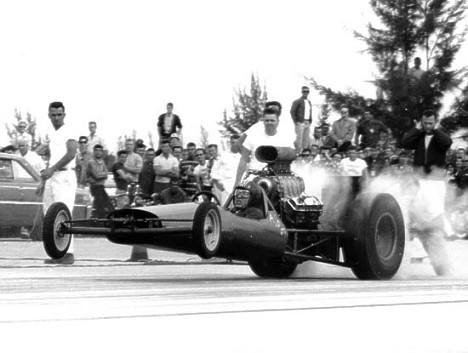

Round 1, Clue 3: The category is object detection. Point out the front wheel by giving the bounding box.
[43,202,72,259]
[346,194,405,280]
[249,258,297,279]
[193,202,222,259]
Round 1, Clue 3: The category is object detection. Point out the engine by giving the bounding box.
[248,145,323,229]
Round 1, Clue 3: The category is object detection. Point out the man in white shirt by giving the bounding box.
[123,138,143,183]
[41,101,78,265]
[236,107,295,185]
[153,140,179,193]
[339,146,368,177]
[16,138,45,175]
[87,121,107,154]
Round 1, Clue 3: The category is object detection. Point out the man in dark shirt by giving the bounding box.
[401,110,453,276]
[138,148,156,198]
[157,102,182,141]
[355,110,390,148]
[179,142,199,198]
[112,150,133,193]
[87,144,113,218]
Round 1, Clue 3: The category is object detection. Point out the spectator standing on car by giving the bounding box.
[153,140,179,194]
[86,144,113,218]
[354,110,390,148]
[290,86,313,151]
[329,104,356,152]
[112,150,133,194]
[87,121,107,154]
[401,109,453,276]
[123,138,143,183]
[75,136,92,188]
[16,138,45,174]
[236,106,295,185]
[138,148,156,198]
[157,102,183,142]
[41,101,78,265]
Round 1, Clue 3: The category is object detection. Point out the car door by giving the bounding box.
[0,157,41,227]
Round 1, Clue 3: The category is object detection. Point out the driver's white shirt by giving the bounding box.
[243,126,295,170]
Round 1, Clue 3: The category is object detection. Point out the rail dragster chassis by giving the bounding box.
[42,146,405,280]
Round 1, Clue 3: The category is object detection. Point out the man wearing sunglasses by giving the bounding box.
[290,86,313,151]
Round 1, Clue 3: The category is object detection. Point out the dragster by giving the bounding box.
[42,146,405,279]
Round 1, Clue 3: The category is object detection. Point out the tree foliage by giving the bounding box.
[218,73,268,137]
[199,125,210,149]
[309,0,467,142]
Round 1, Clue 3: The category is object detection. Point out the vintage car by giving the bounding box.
[0,152,92,239]
[42,146,405,280]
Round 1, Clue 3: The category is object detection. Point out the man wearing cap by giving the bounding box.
[290,86,313,151]
[41,101,78,265]
[169,133,182,149]
[157,102,183,142]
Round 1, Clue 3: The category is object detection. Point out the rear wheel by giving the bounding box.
[43,202,72,259]
[346,194,405,280]
[249,258,297,279]
[193,202,222,259]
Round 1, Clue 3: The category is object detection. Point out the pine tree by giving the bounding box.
[309,0,467,142]
[218,73,268,137]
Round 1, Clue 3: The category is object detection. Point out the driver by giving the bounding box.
[231,181,264,220]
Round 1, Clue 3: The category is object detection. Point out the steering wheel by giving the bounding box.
[191,191,221,205]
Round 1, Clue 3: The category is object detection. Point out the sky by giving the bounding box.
[0,0,466,151]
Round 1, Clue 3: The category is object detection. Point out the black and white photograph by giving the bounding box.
[1,0,468,352]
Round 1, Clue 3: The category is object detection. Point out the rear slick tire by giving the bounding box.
[43,202,72,259]
[348,194,405,280]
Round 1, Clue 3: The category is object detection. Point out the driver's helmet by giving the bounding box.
[233,180,263,210]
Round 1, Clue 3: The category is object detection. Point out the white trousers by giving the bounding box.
[43,170,77,253]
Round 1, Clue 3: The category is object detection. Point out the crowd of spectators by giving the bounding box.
[2,95,468,240]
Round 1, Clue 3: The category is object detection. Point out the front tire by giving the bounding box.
[249,258,297,279]
[346,194,405,280]
[43,202,72,259]
[193,202,222,259]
